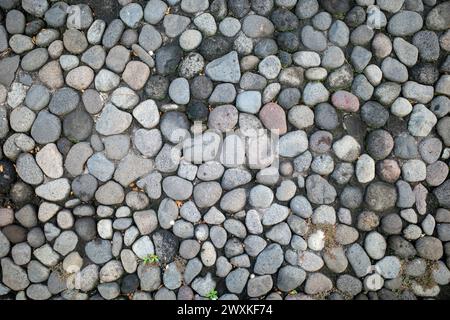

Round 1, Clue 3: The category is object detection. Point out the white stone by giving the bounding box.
[97,219,113,239]
[36,143,64,179]
[408,104,437,137]
[132,236,154,259]
[364,64,383,86]
[391,97,412,117]
[356,154,375,183]
[132,99,160,129]
[333,135,361,162]
[307,230,325,251]
[293,51,321,67]
[364,273,384,291]
[366,5,387,29]
[402,159,427,182]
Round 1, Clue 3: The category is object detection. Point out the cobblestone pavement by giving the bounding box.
[0,0,450,300]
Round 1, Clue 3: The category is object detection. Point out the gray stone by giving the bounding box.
[102,19,125,49]
[346,243,371,277]
[236,91,262,114]
[86,19,106,45]
[1,258,30,291]
[120,3,143,28]
[329,20,349,47]
[96,104,132,136]
[193,182,222,208]
[336,275,362,297]
[53,231,78,256]
[155,144,181,173]
[247,275,272,298]
[39,60,63,90]
[66,4,93,30]
[426,1,450,30]
[25,84,50,111]
[191,273,216,297]
[381,58,408,83]
[134,127,162,156]
[305,174,337,205]
[208,105,239,132]
[50,87,82,119]
[0,25,8,52]
[33,244,60,267]
[302,82,329,106]
[408,104,437,137]
[163,14,190,38]
[225,268,250,294]
[388,11,423,36]
[7,119,32,149]
[80,46,106,71]
[22,0,48,17]
[364,231,386,260]
[209,83,236,105]
[36,143,63,179]
[16,153,43,186]
[242,15,274,38]
[160,111,190,144]
[132,100,160,129]
[95,69,121,92]
[205,51,241,83]
[365,181,397,212]
[180,29,203,51]
[254,244,283,275]
[393,38,418,67]
[351,46,372,72]
[183,258,202,285]
[85,153,114,182]
[163,262,182,290]
[194,12,217,36]
[123,61,151,91]
[155,44,183,76]
[416,236,443,260]
[65,142,93,177]
[402,159,426,182]
[95,181,125,205]
[258,55,282,80]
[220,188,246,213]
[139,24,162,52]
[63,29,88,55]
[114,152,153,186]
[162,176,193,201]
[144,0,167,24]
[138,264,160,291]
[169,78,190,105]
[304,272,333,295]
[9,34,34,54]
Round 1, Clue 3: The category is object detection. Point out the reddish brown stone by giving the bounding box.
[0,208,14,227]
[259,102,287,135]
[2,225,27,243]
[331,90,360,112]
[39,61,64,90]
[123,61,150,90]
[377,159,401,183]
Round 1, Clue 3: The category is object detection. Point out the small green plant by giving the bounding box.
[143,254,160,265]
[334,12,345,20]
[289,290,298,295]
[206,289,218,300]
